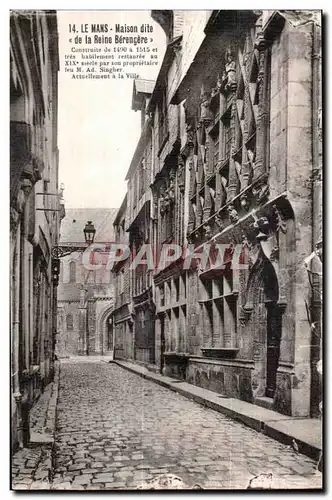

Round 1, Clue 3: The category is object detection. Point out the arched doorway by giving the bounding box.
[106,315,113,352]
[97,303,114,355]
[265,302,282,398]
[244,251,282,400]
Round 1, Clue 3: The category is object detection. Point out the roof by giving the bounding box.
[134,78,155,95]
[147,35,182,113]
[132,78,155,111]
[59,208,118,244]
[113,194,127,226]
[171,11,259,105]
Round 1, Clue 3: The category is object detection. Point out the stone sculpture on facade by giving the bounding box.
[223,49,237,91]
[227,204,239,224]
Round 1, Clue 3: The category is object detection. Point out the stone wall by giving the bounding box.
[94,299,113,354]
[87,299,97,354]
[180,12,320,417]
[56,302,80,357]
[187,359,254,402]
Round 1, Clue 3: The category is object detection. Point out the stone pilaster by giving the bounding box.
[253,33,269,180]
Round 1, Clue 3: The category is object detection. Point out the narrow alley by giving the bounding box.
[13,359,322,490]
[10,9,323,493]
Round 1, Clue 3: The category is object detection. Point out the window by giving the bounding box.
[211,127,220,170]
[66,314,73,331]
[158,85,168,150]
[119,269,125,296]
[139,158,145,199]
[174,277,180,302]
[160,285,165,307]
[181,274,187,299]
[43,180,48,209]
[69,261,76,283]
[132,174,138,211]
[221,107,232,161]
[199,266,237,349]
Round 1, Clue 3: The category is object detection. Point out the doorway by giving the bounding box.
[245,252,281,402]
[107,316,113,352]
[265,302,282,398]
[160,314,165,374]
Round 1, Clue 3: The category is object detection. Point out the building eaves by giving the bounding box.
[171,11,260,105]
[125,36,182,182]
[45,10,59,72]
[147,35,182,114]
[113,193,128,226]
[132,78,155,111]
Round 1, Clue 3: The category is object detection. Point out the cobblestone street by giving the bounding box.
[13,359,322,490]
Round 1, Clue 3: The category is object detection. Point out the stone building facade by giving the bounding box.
[10,10,63,450]
[56,209,117,358]
[111,195,135,361]
[124,79,157,366]
[116,10,322,419]
[173,9,322,418]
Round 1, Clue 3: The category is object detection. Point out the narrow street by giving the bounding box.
[47,359,321,490]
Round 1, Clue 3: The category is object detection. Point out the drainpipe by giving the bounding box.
[86,300,89,356]
[12,221,23,448]
[19,213,30,446]
[28,253,32,368]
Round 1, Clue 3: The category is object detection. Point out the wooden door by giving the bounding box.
[266,303,282,398]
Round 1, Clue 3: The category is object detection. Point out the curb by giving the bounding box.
[113,360,322,462]
[29,361,61,490]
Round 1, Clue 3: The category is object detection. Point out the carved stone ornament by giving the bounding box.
[153,191,159,214]
[254,31,267,52]
[199,91,213,126]
[270,245,279,262]
[242,233,252,250]
[228,236,237,255]
[252,181,270,203]
[253,216,270,241]
[159,192,165,216]
[215,213,224,230]
[10,207,20,233]
[164,190,170,209]
[168,175,175,203]
[17,181,31,213]
[211,74,222,97]
[178,155,185,193]
[33,275,42,296]
[239,306,253,326]
[187,232,193,244]
[247,149,255,175]
[203,224,212,239]
[186,124,195,149]
[273,204,287,234]
[227,204,239,224]
[223,49,237,92]
[240,193,250,211]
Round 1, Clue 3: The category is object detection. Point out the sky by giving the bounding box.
[57,11,166,209]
